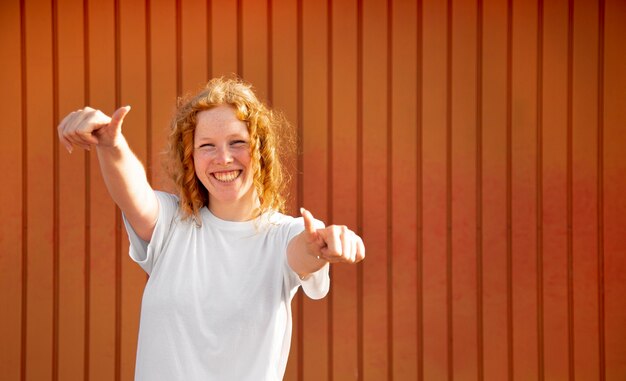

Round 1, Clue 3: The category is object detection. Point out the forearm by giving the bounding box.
[96,135,158,241]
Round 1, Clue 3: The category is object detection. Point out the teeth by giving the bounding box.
[213,170,241,182]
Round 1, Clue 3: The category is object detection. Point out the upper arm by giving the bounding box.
[123,188,159,242]
[95,136,160,242]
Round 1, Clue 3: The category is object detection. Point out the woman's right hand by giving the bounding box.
[57,106,131,153]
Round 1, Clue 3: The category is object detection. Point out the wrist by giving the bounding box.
[96,134,127,152]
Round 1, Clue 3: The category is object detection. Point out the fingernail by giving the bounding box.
[300,207,305,214]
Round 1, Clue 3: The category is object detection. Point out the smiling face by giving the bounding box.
[193,105,258,221]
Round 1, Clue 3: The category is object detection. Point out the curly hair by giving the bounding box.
[166,77,292,223]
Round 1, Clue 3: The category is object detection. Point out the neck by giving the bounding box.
[208,194,261,222]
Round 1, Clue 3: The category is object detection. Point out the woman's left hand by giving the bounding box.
[300,208,365,264]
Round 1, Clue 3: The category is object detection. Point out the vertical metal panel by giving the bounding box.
[0,1,24,380]
[542,0,570,379]
[603,0,626,379]
[355,0,364,376]
[566,1,576,379]
[24,0,55,380]
[537,3,547,377]
[82,1,92,378]
[268,0,299,377]
[266,0,273,105]
[86,0,117,379]
[52,1,60,378]
[422,0,449,378]
[114,1,123,376]
[241,0,269,100]
[181,0,209,93]
[445,0,453,377]
[572,1,601,380]
[482,0,509,379]
[451,0,480,377]
[510,0,540,378]
[148,0,176,191]
[596,1,606,379]
[20,0,28,377]
[301,0,330,379]
[361,0,390,379]
[119,0,148,379]
[144,0,153,184]
[211,0,237,77]
[56,0,87,380]
[176,0,182,96]
[391,0,418,378]
[415,0,425,378]
[386,0,394,378]
[506,2,514,379]
[474,0,485,379]
[331,0,360,378]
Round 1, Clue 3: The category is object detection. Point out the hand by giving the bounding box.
[300,207,365,264]
[57,106,131,153]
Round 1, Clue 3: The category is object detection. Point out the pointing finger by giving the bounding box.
[300,207,317,236]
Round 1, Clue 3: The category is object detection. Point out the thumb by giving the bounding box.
[110,105,131,129]
[300,207,317,238]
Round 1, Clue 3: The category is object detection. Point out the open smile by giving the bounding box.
[211,170,242,183]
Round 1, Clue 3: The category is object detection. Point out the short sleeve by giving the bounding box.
[281,216,330,300]
[122,191,179,275]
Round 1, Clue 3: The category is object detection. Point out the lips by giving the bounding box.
[211,170,242,183]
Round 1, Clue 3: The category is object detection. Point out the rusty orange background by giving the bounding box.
[1,0,625,380]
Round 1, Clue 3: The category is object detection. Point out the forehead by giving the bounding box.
[195,105,249,139]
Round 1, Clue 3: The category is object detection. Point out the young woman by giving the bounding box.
[57,77,365,380]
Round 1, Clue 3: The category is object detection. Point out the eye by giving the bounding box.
[196,143,215,150]
[230,140,248,147]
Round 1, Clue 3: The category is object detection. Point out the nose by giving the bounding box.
[214,145,234,165]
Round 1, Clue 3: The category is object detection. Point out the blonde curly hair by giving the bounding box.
[166,77,291,223]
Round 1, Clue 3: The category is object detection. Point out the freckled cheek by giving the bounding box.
[192,155,209,182]
[237,151,252,170]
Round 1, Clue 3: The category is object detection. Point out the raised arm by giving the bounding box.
[287,208,365,279]
[57,106,158,241]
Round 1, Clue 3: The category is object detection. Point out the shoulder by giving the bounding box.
[264,211,304,243]
[153,191,182,216]
[266,211,301,227]
[151,190,189,230]
[154,190,180,205]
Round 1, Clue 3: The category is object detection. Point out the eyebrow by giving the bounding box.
[195,134,250,145]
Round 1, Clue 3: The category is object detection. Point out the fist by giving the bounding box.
[300,207,365,264]
[57,106,130,153]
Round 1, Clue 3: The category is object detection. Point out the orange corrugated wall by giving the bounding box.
[1,0,625,380]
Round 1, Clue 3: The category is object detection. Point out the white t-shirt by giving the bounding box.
[123,191,330,380]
